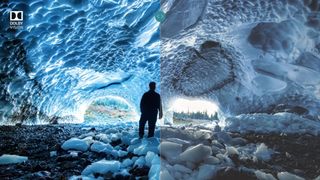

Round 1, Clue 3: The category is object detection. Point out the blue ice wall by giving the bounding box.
[0,0,160,124]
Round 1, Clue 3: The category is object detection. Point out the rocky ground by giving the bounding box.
[0,124,149,180]
[0,124,319,179]
[239,133,320,179]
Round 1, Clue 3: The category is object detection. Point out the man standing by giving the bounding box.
[139,82,163,138]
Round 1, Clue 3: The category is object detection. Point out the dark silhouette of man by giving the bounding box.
[139,82,163,138]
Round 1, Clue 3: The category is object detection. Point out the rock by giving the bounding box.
[230,137,247,146]
[215,167,257,180]
[129,165,150,177]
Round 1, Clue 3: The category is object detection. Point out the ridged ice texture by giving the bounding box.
[0,0,159,124]
[161,0,320,122]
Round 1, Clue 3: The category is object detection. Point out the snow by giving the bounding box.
[0,154,28,165]
[82,160,121,176]
[62,138,90,151]
[225,113,320,135]
[277,172,305,180]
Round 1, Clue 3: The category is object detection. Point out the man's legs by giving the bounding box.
[139,115,147,138]
[147,116,157,138]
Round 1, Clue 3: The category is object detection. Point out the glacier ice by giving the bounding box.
[161,0,320,123]
[0,0,160,124]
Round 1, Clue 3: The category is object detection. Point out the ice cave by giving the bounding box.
[1,0,320,179]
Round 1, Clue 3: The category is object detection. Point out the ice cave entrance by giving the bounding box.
[170,98,220,125]
[83,96,138,125]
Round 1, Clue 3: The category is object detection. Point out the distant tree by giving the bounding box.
[173,111,219,121]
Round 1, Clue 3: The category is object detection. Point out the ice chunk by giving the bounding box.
[82,160,121,176]
[95,133,110,143]
[179,144,212,164]
[254,143,273,161]
[149,164,160,180]
[197,164,217,180]
[159,141,182,161]
[90,141,113,153]
[216,131,232,144]
[0,154,28,165]
[117,150,128,157]
[130,137,159,155]
[121,131,135,145]
[121,159,133,168]
[50,151,57,157]
[173,164,192,173]
[160,168,175,180]
[134,156,145,168]
[255,170,276,180]
[226,146,239,155]
[61,138,89,151]
[110,133,120,142]
[277,172,305,180]
[204,156,220,165]
[145,151,158,167]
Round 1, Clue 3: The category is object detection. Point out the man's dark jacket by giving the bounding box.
[140,90,161,117]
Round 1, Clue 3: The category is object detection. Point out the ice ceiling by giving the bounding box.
[161,0,320,123]
[0,0,319,124]
[0,0,159,124]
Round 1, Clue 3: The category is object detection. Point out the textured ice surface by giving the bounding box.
[225,113,320,135]
[161,0,320,123]
[0,0,159,124]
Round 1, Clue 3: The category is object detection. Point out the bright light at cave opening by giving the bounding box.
[171,98,219,115]
[170,98,221,125]
[83,96,139,125]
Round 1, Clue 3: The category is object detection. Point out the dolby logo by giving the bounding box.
[10,11,23,21]
[9,11,23,29]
